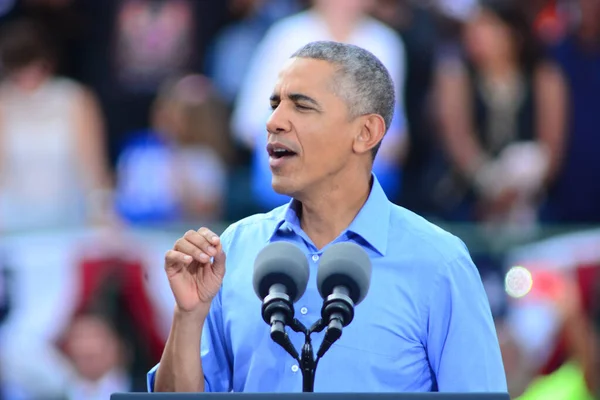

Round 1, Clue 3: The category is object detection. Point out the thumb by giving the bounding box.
[212,247,226,276]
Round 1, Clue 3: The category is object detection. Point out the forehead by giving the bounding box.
[273,58,338,96]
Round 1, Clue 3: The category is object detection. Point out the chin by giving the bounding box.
[271,176,298,197]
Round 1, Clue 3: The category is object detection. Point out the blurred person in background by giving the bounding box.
[0,0,86,80]
[516,269,600,399]
[540,0,600,224]
[59,310,132,400]
[204,0,303,220]
[231,0,409,212]
[205,0,303,107]
[65,0,230,167]
[56,272,155,400]
[114,74,231,225]
[0,18,114,232]
[371,0,448,213]
[495,319,536,399]
[434,0,567,228]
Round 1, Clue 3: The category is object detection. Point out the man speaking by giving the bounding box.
[148,41,507,393]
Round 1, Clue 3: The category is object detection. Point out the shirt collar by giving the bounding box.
[268,174,391,256]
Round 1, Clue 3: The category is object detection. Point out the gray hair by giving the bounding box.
[290,40,396,158]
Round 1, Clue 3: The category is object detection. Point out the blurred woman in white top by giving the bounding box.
[231,0,409,208]
[0,19,113,233]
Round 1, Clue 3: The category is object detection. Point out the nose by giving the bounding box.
[266,104,292,135]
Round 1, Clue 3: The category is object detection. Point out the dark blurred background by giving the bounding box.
[0,0,598,399]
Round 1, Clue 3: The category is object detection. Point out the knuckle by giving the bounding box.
[183,230,196,240]
[199,227,214,238]
[173,239,182,251]
[164,250,179,267]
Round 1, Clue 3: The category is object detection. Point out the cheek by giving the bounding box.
[465,21,511,61]
[304,129,349,170]
[466,26,492,54]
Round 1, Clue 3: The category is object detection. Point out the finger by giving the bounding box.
[164,250,194,270]
[185,229,219,257]
[212,246,226,277]
[197,227,221,246]
[175,236,211,264]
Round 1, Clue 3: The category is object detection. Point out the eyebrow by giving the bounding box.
[270,92,321,108]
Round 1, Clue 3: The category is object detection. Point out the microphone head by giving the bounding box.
[317,242,372,305]
[253,241,310,303]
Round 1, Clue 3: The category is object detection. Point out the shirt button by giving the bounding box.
[291,365,299,373]
[300,307,308,315]
[312,254,319,262]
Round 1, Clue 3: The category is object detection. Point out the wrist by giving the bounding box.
[465,153,490,183]
[174,304,211,324]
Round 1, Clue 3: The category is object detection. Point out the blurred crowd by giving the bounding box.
[0,0,598,399]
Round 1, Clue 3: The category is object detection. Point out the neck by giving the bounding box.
[479,57,519,80]
[315,7,363,42]
[297,167,372,250]
[11,75,49,93]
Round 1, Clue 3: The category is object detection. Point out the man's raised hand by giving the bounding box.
[164,227,226,314]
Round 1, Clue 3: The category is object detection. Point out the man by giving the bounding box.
[148,41,507,393]
[230,0,408,210]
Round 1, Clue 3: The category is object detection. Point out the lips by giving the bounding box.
[266,142,297,159]
[267,142,298,169]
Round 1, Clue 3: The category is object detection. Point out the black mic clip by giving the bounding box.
[316,288,354,358]
[261,290,299,360]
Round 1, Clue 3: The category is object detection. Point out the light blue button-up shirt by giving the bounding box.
[147,175,507,393]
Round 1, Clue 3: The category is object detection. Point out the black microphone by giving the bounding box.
[253,241,310,360]
[315,242,372,358]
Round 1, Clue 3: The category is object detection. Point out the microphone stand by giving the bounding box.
[262,291,353,392]
[288,319,320,392]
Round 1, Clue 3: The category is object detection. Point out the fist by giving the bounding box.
[164,228,226,313]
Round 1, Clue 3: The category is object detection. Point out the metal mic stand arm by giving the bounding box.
[289,318,322,392]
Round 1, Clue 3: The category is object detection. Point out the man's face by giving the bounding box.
[266,58,362,198]
[64,315,123,381]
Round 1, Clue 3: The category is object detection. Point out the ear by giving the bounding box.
[352,114,386,156]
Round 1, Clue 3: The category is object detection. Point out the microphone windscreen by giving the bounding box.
[317,242,372,305]
[253,241,310,303]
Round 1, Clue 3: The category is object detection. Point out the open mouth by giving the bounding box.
[267,143,297,159]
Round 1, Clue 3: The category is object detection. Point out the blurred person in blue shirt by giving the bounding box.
[147,41,506,393]
[114,74,231,225]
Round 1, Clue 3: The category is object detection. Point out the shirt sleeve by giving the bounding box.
[199,287,233,392]
[426,244,508,392]
[147,228,236,392]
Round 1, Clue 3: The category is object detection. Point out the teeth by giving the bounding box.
[274,149,287,153]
